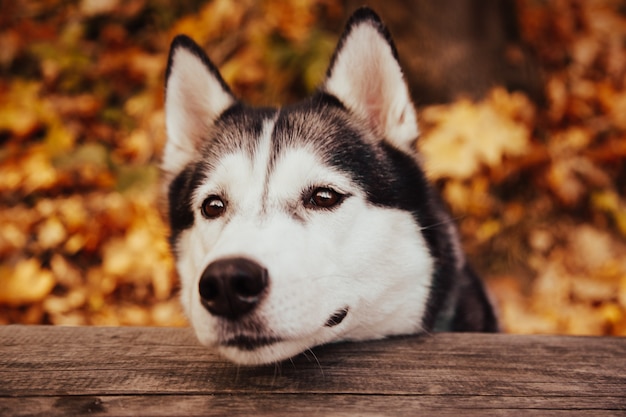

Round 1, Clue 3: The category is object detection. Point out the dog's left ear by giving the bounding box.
[323,8,418,153]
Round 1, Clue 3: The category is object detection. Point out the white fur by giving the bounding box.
[324,22,419,154]
[165,16,436,365]
[175,126,434,364]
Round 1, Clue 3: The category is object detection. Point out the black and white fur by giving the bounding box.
[163,7,497,365]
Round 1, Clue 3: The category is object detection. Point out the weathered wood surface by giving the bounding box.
[0,325,624,416]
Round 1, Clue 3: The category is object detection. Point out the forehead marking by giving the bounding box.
[256,115,279,215]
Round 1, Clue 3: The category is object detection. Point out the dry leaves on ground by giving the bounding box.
[1,0,625,335]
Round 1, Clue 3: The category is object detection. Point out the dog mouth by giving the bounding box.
[224,335,282,351]
[221,307,349,351]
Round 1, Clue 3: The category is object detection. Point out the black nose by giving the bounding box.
[199,257,268,320]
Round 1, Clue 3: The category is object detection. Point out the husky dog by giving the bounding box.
[162,7,497,365]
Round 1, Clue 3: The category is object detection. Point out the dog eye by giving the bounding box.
[201,195,226,219]
[306,187,343,209]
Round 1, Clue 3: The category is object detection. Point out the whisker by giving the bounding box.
[420,214,466,231]
[306,348,325,378]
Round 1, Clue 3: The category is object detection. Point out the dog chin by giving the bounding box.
[216,337,318,365]
[191,306,352,365]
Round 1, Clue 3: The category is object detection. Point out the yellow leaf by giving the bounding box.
[420,88,532,180]
[569,225,615,271]
[0,81,42,137]
[600,303,623,326]
[592,190,626,237]
[476,219,502,243]
[0,223,27,254]
[23,149,59,193]
[169,0,248,46]
[0,259,56,306]
[37,217,67,249]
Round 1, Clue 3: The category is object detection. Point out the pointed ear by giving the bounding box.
[163,35,236,177]
[323,8,419,153]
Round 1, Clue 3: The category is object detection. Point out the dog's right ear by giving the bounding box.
[163,35,236,177]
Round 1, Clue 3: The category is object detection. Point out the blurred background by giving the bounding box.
[1,0,625,335]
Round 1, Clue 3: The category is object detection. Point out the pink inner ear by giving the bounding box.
[364,94,384,133]
[327,26,407,135]
[163,45,235,176]
[358,60,389,134]
[323,20,418,150]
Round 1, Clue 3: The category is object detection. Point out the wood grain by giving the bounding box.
[1,325,624,416]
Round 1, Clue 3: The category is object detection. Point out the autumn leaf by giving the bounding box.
[1,0,626,335]
[419,88,533,180]
[0,259,56,306]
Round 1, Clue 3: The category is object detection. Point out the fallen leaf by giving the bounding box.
[0,259,56,306]
[420,88,532,179]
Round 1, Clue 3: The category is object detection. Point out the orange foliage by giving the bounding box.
[1,0,625,335]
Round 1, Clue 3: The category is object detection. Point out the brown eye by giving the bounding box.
[306,187,343,209]
[201,196,226,219]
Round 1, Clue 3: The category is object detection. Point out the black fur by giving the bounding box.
[272,95,498,332]
[167,163,204,250]
[164,7,498,335]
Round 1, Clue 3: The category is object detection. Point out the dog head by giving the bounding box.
[162,8,437,365]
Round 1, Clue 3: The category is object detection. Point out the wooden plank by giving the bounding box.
[1,326,623,396]
[0,325,625,416]
[2,395,626,417]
